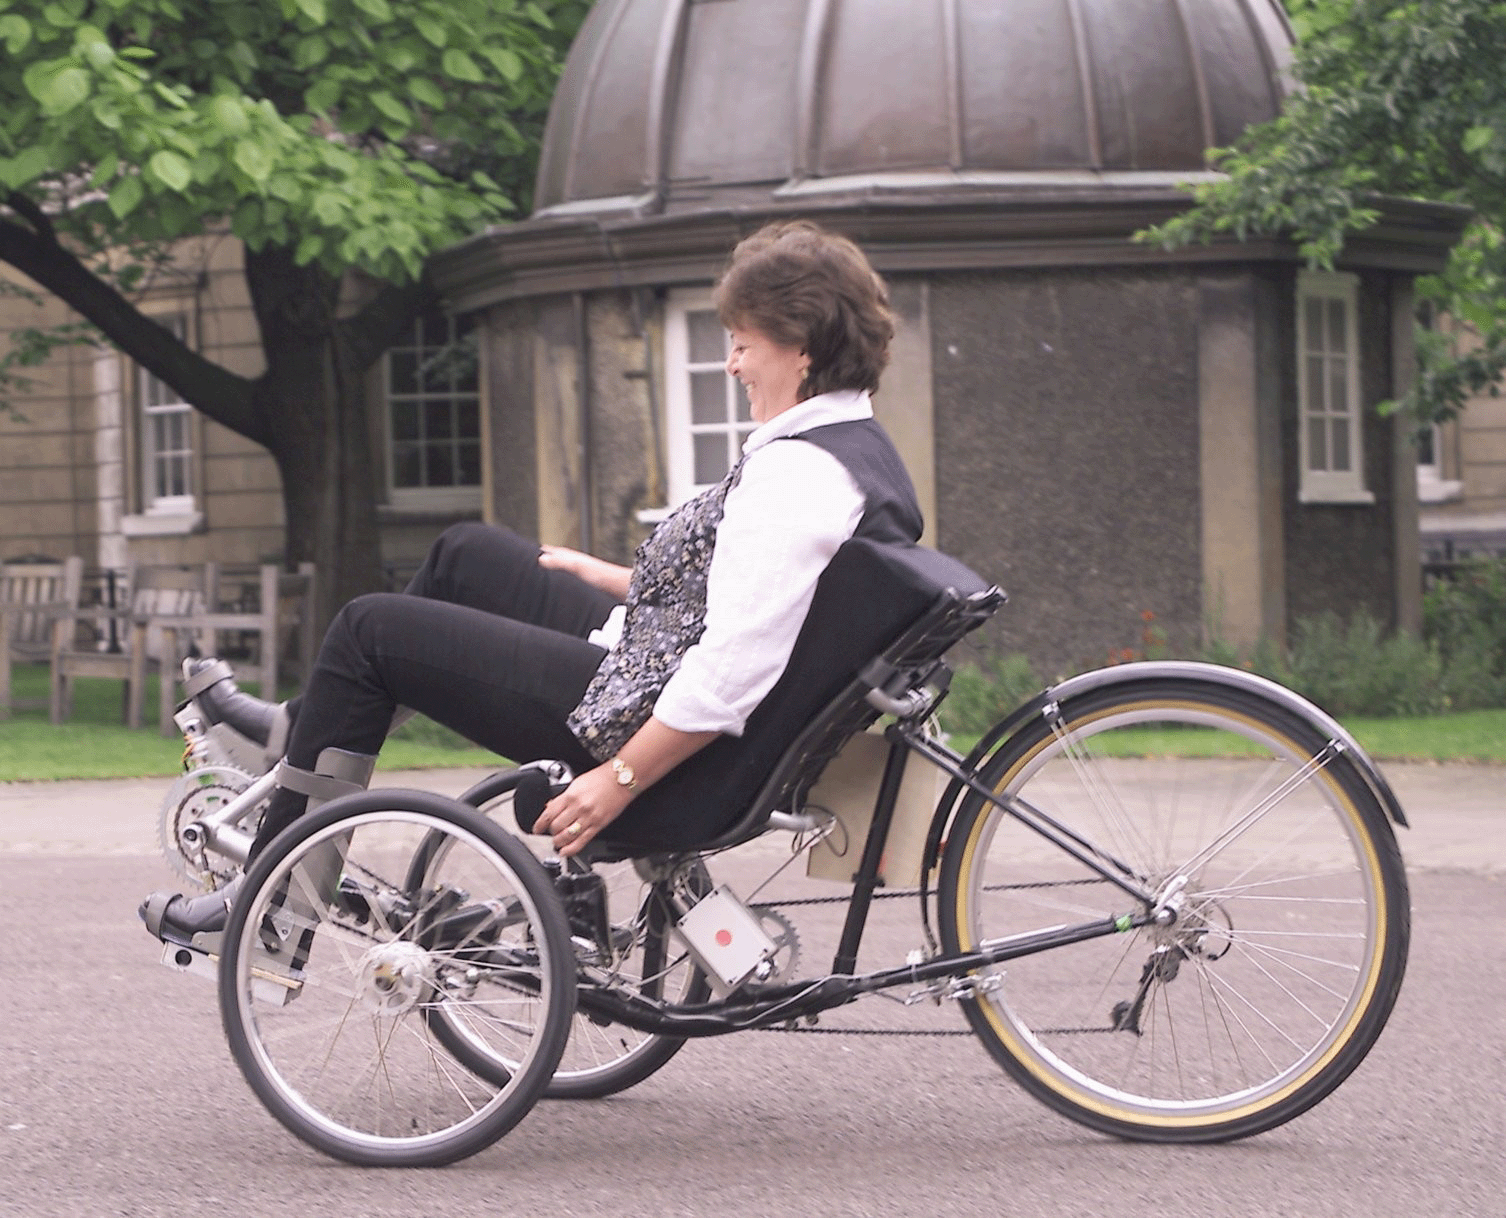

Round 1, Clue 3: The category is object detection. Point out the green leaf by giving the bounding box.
[369,91,410,125]
[409,77,445,109]
[107,174,143,219]
[0,14,31,54]
[483,47,523,83]
[294,233,325,266]
[232,139,273,184]
[441,48,482,82]
[23,61,91,116]
[413,14,446,47]
[351,0,392,20]
[89,152,119,187]
[292,33,328,70]
[1464,125,1494,154]
[148,150,192,192]
[0,145,54,190]
[293,0,326,23]
[304,77,340,113]
[209,94,250,137]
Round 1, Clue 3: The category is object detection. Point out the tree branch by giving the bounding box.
[2,191,58,245]
[0,216,268,446]
[339,275,436,371]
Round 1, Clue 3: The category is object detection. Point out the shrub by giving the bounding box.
[942,653,1044,736]
[1424,556,1506,711]
[1284,610,1448,718]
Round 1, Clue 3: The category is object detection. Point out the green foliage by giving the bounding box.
[0,0,589,282]
[1144,0,1506,424]
[1283,610,1448,717]
[940,653,1044,736]
[1423,556,1506,709]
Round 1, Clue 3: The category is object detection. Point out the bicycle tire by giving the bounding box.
[936,678,1409,1142]
[218,789,574,1167]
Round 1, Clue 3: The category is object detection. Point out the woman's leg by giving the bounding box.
[404,522,617,635]
[253,592,605,852]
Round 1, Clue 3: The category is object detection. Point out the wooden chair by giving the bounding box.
[50,562,210,733]
[0,556,84,717]
[49,561,318,735]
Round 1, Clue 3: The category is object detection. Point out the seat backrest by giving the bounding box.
[599,538,1005,854]
[1,556,84,657]
[127,562,211,619]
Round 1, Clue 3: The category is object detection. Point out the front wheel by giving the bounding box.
[937,679,1409,1142]
[218,790,575,1167]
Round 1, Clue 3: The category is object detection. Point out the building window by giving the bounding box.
[138,314,194,515]
[1416,421,1463,503]
[1296,271,1373,504]
[385,308,481,509]
[663,289,751,508]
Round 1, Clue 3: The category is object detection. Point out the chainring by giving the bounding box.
[755,908,802,985]
[157,763,257,888]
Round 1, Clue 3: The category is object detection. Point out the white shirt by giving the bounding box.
[598,388,875,737]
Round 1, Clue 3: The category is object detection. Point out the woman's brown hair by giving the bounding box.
[713,220,894,399]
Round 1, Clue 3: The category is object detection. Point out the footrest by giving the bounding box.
[158,937,304,1006]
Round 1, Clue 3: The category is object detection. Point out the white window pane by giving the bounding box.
[1331,417,1351,472]
[735,381,751,423]
[1328,361,1347,420]
[1304,298,1324,353]
[690,371,726,426]
[687,310,726,364]
[694,433,728,484]
[1308,415,1328,471]
[1306,355,1326,409]
[1327,298,1347,354]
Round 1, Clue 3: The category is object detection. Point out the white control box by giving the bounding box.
[672,885,778,995]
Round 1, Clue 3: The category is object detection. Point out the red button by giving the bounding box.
[715,929,732,947]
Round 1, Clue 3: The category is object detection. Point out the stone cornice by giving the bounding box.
[429,182,1471,311]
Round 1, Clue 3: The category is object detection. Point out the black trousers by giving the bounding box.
[253,523,616,851]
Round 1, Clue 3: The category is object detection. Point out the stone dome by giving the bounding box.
[533,0,1294,219]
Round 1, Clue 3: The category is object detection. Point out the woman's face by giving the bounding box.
[726,325,810,424]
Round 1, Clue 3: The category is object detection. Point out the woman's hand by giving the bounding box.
[533,719,719,859]
[536,765,636,859]
[538,545,632,600]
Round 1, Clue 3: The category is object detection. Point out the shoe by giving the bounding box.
[140,875,244,944]
[183,657,287,747]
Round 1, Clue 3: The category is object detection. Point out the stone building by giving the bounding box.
[430,0,1466,673]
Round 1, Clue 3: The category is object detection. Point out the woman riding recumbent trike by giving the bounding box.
[150,536,1410,1168]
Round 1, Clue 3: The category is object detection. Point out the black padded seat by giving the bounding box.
[532,538,1004,856]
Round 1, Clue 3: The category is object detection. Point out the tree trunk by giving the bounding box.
[245,246,385,638]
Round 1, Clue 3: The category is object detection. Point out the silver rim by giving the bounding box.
[230,810,561,1155]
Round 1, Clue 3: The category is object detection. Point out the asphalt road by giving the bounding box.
[1,763,1502,1218]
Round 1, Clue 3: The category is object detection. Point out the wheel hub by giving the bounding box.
[358,940,431,1016]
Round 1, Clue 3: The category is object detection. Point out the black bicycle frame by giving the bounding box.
[570,720,1164,1039]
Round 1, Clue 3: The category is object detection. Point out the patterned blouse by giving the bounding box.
[567,458,746,760]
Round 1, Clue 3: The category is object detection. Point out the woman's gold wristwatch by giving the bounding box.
[610,756,638,790]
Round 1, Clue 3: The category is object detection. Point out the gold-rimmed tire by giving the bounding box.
[937,681,1409,1142]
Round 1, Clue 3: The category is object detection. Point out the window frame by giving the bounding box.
[662,288,752,511]
[121,309,203,537]
[382,309,483,513]
[1295,270,1374,505]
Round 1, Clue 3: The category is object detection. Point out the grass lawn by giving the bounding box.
[1,665,1502,784]
[0,668,499,782]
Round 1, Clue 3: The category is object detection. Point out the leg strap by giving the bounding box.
[273,748,376,809]
[181,658,236,701]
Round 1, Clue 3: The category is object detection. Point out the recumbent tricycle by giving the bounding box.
[147,538,1410,1167]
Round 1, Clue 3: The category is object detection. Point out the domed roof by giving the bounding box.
[534,0,1294,218]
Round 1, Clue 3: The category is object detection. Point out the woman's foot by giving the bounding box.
[180,657,289,774]
[139,875,244,943]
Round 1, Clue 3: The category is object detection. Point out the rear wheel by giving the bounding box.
[937,680,1409,1142]
[420,843,709,1099]
[219,790,574,1167]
